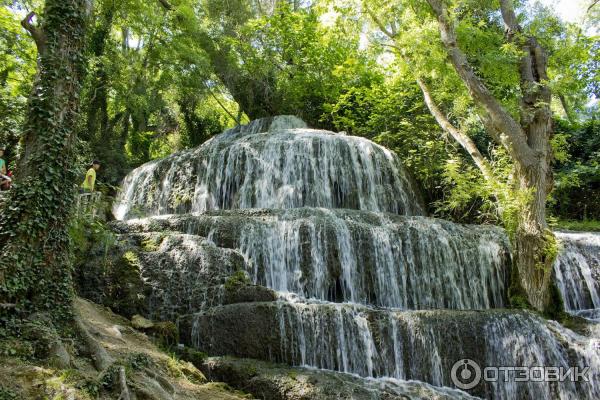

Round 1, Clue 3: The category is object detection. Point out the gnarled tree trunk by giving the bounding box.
[422,0,557,313]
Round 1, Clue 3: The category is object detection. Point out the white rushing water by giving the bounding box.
[114,116,424,220]
[188,300,599,399]
[554,232,600,313]
[115,117,600,400]
[235,209,509,309]
[117,209,511,311]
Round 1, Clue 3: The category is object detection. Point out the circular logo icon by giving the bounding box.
[450,359,482,390]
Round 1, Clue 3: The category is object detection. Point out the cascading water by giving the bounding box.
[116,209,510,310]
[554,232,600,319]
[113,116,424,220]
[113,116,600,399]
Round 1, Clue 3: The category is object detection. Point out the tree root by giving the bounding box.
[47,339,72,370]
[143,367,175,394]
[117,366,131,400]
[74,316,114,371]
[22,313,72,369]
[132,374,174,400]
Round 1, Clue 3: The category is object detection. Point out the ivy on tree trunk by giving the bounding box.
[0,0,90,326]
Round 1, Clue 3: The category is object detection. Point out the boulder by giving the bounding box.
[131,315,154,330]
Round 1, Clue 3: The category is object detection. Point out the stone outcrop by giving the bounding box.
[201,357,479,400]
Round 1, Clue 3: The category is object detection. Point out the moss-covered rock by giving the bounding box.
[223,284,277,305]
[201,357,475,400]
[75,230,247,321]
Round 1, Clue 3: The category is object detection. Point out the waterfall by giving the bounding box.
[113,116,424,220]
[554,232,600,314]
[183,301,599,399]
[485,316,600,400]
[112,117,600,400]
[115,209,511,310]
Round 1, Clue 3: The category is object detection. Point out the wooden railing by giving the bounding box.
[75,192,102,217]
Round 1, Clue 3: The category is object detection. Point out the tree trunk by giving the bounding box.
[0,0,90,325]
[422,0,559,314]
[513,160,554,311]
[84,2,116,143]
[510,29,556,313]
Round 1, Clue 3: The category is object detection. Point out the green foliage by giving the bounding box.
[552,219,600,232]
[0,387,18,400]
[140,235,162,252]
[166,345,208,370]
[0,4,37,161]
[188,0,380,127]
[0,337,33,359]
[224,270,251,291]
[357,0,599,230]
[70,216,117,260]
[150,321,179,348]
[126,352,152,371]
[549,117,600,220]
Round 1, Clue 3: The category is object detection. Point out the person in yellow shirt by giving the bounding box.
[81,160,100,192]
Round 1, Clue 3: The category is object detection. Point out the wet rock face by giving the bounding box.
[75,234,149,318]
[76,231,250,320]
[113,209,511,311]
[222,284,277,305]
[201,357,480,400]
[113,116,425,220]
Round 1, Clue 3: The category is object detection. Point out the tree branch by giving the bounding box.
[558,94,574,122]
[426,0,537,167]
[157,0,173,10]
[363,2,397,39]
[417,78,494,181]
[204,83,241,125]
[21,12,46,54]
[499,0,521,35]
[586,0,599,14]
